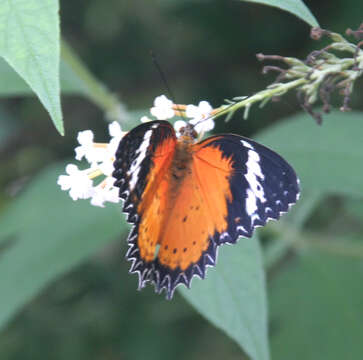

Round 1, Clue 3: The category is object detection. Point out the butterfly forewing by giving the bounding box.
[113,121,177,223]
[194,134,300,243]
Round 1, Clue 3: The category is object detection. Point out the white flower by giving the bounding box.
[108,121,123,139]
[106,121,125,160]
[140,116,152,123]
[189,117,215,134]
[59,122,126,207]
[106,138,120,161]
[75,130,107,163]
[90,177,120,207]
[173,120,187,137]
[74,130,93,160]
[98,159,115,177]
[174,120,187,132]
[150,95,175,120]
[186,101,213,120]
[186,101,214,133]
[57,164,94,201]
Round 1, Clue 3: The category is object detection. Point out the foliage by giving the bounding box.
[0,0,62,134]
[241,0,319,27]
[0,1,362,360]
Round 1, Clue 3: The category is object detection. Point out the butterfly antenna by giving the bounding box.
[150,51,179,107]
[150,51,249,136]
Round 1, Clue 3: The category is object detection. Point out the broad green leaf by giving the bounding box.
[270,250,363,360]
[241,0,319,27]
[263,190,324,269]
[0,58,31,95]
[0,43,124,123]
[0,1,63,134]
[180,236,269,360]
[256,111,363,197]
[0,57,89,96]
[0,162,127,330]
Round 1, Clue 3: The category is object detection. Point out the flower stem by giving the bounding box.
[213,78,307,121]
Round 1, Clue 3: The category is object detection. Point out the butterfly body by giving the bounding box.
[113,120,299,299]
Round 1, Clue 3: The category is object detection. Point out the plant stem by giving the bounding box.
[61,40,126,122]
[213,78,307,120]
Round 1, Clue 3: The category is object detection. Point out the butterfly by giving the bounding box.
[112,120,300,299]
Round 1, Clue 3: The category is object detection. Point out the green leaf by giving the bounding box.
[256,111,363,197]
[180,236,270,360]
[241,0,319,27]
[0,58,31,95]
[0,0,63,134]
[0,162,127,330]
[263,190,324,269]
[0,42,125,123]
[270,251,363,360]
[0,57,90,96]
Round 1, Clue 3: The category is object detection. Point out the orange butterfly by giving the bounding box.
[113,120,299,299]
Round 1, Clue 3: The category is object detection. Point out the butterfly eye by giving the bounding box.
[179,126,187,135]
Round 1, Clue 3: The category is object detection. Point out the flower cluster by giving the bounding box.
[257,25,363,124]
[58,96,215,207]
[209,24,363,125]
[57,121,125,207]
[150,95,215,135]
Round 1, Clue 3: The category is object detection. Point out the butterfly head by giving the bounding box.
[177,122,198,144]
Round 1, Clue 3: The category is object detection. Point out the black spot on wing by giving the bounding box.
[112,120,176,224]
[125,222,219,300]
[151,239,219,299]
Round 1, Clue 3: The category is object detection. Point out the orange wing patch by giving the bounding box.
[136,137,176,263]
[157,142,234,271]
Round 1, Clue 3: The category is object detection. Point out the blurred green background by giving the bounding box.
[0,1,363,359]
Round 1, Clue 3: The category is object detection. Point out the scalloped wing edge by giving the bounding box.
[123,183,299,300]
